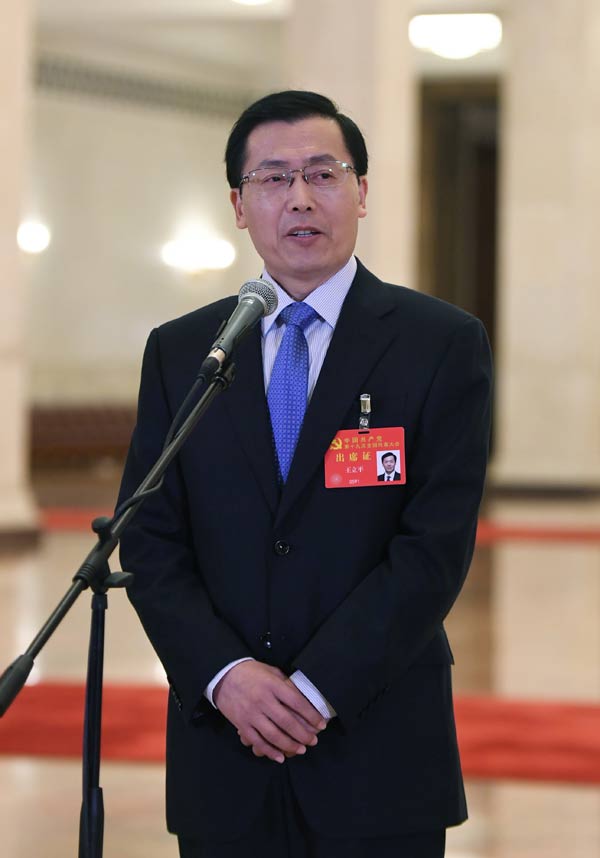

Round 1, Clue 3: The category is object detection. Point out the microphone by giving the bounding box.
[199,278,277,381]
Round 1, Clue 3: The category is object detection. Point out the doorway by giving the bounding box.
[418,80,499,354]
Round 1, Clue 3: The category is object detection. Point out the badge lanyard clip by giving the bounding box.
[358,393,371,433]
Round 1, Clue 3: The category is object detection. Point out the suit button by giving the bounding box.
[274,539,290,556]
[259,632,273,649]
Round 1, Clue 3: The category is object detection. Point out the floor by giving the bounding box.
[0,463,598,857]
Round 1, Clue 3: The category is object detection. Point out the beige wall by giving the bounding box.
[0,0,37,530]
[27,88,261,403]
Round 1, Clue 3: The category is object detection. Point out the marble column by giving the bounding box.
[284,0,417,288]
[493,0,600,487]
[0,0,37,532]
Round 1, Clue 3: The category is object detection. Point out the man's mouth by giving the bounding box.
[287,228,321,237]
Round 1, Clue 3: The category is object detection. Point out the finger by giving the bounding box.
[243,726,285,764]
[237,705,316,753]
[255,714,308,757]
[266,703,320,747]
[283,710,321,745]
[278,681,328,730]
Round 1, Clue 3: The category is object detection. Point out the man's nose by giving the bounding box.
[285,173,315,211]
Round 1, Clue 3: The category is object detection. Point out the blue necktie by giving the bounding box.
[267,302,318,483]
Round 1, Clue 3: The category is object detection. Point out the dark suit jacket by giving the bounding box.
[118,259,492,840]
[377,471,401,481]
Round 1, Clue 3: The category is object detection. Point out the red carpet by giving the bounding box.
[454,696,600,784]
[0,683,598,784]
[0,683,166,763]
[41,508,600,544]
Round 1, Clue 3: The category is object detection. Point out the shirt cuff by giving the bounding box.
[290,670,337,720]
[204,657,255,709]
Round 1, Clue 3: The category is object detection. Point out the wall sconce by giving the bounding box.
[161,229,236,274]
[17,220,51,254]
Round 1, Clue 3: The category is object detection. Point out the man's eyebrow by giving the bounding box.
[251,154,341,169]
[305,154,339,164]
[253,159,289,169]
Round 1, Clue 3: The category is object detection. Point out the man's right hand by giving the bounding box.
[213,661,327,764]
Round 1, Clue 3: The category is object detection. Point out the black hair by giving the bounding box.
[381,452,397,463]
[225,90,368,189]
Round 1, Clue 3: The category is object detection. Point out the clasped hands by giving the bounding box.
[213,661,327,764]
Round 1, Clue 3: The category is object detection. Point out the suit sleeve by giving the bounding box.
[292,316,493,731]
[118,329,253,723]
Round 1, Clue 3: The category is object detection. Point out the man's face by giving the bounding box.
[382,455,396,474]
[230,116,368,299]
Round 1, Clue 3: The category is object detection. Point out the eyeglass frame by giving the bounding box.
[238,159,359,192]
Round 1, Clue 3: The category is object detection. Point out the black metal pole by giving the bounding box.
[79,592,107,858]
[0,361,236,858]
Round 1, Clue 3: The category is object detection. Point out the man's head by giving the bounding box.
[381,452,397,475]
[225,91,368,190]
[226,90,369,300]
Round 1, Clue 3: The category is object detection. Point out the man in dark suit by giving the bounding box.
[377,451,401,482]
[118,91,492,858]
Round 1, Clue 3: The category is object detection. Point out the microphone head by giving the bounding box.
[238,278,278,316]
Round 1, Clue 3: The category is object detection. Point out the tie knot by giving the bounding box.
[279,301,318,332]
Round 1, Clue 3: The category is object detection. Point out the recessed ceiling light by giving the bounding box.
[409,13,502,60]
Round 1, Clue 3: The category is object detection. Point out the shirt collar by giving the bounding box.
[261,256,357,335]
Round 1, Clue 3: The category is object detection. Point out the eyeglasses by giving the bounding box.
[239,160,358,193]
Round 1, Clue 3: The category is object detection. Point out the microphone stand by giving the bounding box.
[0,359,236,858]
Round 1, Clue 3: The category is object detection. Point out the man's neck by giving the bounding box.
[273,277,326,302]
[266,260,353,301]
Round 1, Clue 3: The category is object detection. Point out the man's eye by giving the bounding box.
[309,170,335,184]
[262,173,285,184]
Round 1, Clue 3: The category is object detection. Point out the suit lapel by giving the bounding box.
[221,326,279,516]
[275,262,398,527]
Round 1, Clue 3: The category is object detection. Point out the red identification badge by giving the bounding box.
[324,428,406,488]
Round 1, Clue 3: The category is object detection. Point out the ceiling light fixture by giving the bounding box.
[409,13,502,60]
[231,0,273,7]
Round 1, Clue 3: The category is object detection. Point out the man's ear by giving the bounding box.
[358,176,368,219]
[230,189,247,230]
